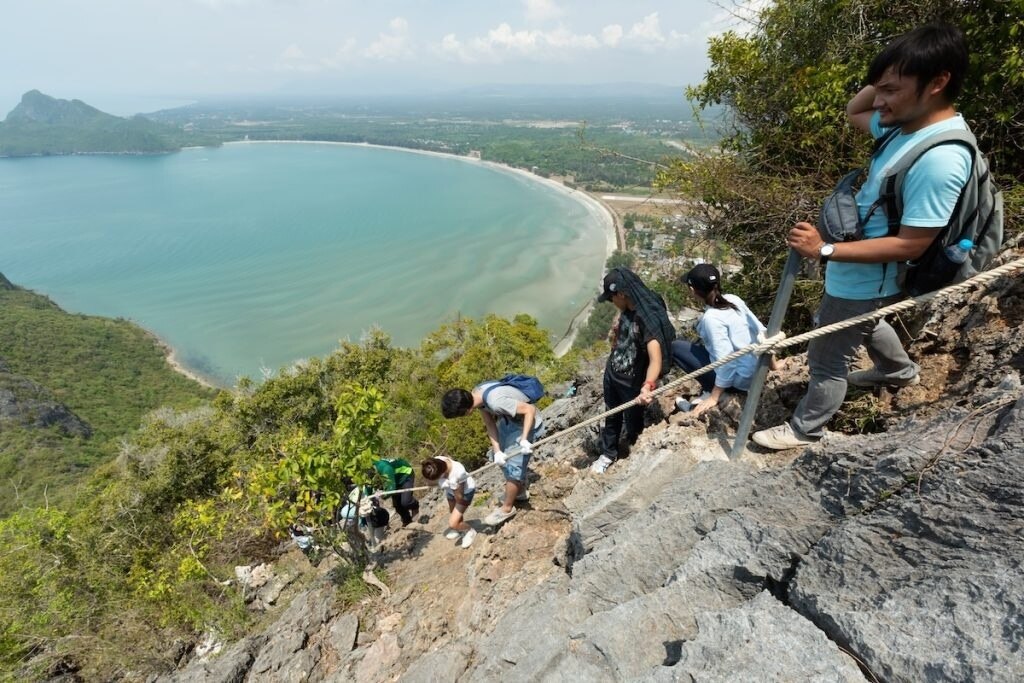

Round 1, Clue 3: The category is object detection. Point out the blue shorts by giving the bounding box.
[497,418,543,483]
[445,488,476,510]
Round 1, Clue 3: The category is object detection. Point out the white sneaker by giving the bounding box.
[751,423,819,451]
[460,528,477,548]
[443,528,461,540]
[483,507,518,526]
[590,455,614,474]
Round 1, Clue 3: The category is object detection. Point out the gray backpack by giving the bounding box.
[820,127,1004,295]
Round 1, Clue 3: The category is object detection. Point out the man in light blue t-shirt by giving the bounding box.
[754,23,973,450]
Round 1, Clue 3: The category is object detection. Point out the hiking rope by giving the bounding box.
[373,255,1024,499]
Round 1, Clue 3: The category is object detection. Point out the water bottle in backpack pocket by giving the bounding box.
[899,238,975,297]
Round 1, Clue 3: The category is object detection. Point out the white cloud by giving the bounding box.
[389,16,409,33]
[601,24,623,47]
[544,27,599,50]
[435,22,603,63]
[275,44,324,73]
[523,0,564,23]
[364,15,413,61]
[628,12,665,43]
[432,11,705,65]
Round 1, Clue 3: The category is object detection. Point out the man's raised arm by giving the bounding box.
[846,85,877,133]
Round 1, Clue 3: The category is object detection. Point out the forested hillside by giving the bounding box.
[0,277,214,515]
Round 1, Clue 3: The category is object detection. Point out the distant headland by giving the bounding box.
[0,90,207,157]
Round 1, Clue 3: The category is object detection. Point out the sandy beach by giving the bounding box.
[145,329,220,389]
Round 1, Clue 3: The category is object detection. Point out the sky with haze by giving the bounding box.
[1,0,758,116]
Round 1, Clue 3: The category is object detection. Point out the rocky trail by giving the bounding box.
[161,271,1024,683]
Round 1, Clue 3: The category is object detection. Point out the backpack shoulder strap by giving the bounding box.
[870,126,901,157]
[879,128,978,235]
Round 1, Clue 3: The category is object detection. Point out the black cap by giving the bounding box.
[684,263,721,293]
[598,270,624,302]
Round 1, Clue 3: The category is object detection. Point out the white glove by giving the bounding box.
[517,437,533,455]
[492,450,507,466]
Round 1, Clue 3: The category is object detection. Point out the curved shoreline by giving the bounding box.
[143,329,220,389]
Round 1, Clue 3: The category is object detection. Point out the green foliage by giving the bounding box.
[0,283,570,677]
[424,314,555,389]
[0,283,213,515]
[247,384,386,534]
[605,250,636,269]
[573,302,617,351]
[330,563,389,609]
[646,275,689,312]
[0,507,79,667]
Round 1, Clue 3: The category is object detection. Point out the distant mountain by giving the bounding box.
[0,90,205,156]
[5,89,111,125]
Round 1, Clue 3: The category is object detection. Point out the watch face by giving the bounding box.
[821,244,835,257]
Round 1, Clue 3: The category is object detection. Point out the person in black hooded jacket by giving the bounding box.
[591,267,675,474]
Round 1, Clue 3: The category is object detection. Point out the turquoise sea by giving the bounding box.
[0,143,609,385]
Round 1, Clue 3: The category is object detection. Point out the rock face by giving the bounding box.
[790,377,1024,682]
[0,365,92,437]
[158,270,1024,682]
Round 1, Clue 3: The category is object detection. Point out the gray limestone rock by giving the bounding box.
[326,613,359,656]
[156,636,267,683]
[0,371,92,437]
[250,628,307,676]
[353,632,401,681]
[397,642,475,683]
[643,591,865,682]
[790,392,1024,682]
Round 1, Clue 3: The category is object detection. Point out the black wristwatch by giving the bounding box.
[818,242,836,264]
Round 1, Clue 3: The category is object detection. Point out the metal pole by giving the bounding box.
[729,249,803,459]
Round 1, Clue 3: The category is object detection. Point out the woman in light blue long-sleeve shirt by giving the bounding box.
[671,263,776,416]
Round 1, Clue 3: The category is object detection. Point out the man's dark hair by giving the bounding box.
[867,22,968,101]
[441,388,473,418]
